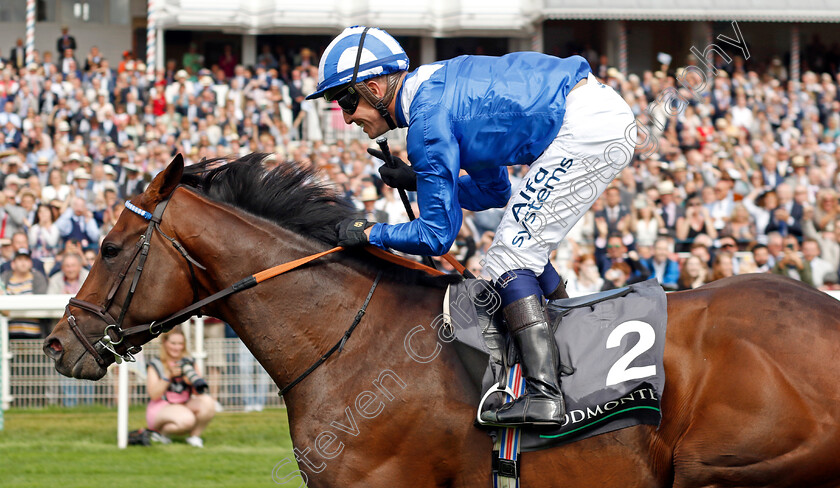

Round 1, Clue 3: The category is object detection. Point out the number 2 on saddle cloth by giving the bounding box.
[444,278,667,453]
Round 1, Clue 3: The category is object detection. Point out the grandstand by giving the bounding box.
[2,1,840,74]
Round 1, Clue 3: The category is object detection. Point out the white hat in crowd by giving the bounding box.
[4,174,22,186]
[657,180,675,195]
[360,186,379,202]
[73,168,91,180]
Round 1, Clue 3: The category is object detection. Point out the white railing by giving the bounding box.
[0,294,72,411]
[0,295,279,446]
[0,295,72,436]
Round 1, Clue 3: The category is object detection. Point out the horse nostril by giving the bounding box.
[44,337,63,360]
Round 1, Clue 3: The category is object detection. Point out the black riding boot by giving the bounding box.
[545,279,569,300]
[480,294,566,427]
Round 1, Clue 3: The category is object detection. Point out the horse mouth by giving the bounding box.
[45,340,108,380]
[67,354,108,380]
[70,358,107,380]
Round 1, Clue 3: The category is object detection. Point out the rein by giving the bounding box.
[63,192,429,396]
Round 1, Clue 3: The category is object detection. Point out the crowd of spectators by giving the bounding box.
[355,47,840,298]
[0,28,348,337]
[550,52,840,296]
[1,26,840,342]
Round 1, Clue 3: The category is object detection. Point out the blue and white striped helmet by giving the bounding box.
[306,26,409,100]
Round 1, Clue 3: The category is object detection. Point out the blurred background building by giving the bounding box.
[1,1,839,78]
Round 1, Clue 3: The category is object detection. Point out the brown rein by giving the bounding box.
[118,244,460,337]
[65,190,469,396]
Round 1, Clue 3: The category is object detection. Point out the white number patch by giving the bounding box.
[605,320,657,387]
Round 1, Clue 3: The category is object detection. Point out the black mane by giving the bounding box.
[181,153,353,245]
[179,153,461,287]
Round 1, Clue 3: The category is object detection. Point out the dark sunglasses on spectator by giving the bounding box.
[325,86,360,115]
[721,242,736,248]
[607,244,623,249]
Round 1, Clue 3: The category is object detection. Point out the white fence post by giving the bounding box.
[193,316,205,375]
[1,314,10,412]
[117,362,129,448]
[1,313,6,431]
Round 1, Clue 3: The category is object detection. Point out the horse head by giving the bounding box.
[44,154,196,379]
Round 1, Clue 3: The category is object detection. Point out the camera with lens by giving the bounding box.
[179,358,209,394]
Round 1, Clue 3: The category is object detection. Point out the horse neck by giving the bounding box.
[168,193,366,373]
[169,192,467,417]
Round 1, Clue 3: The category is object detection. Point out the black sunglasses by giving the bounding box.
[325,27,370,115]
[325,86,360,114]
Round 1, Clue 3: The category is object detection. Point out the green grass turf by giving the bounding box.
[0,406,302,488]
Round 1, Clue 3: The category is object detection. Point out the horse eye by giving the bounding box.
[102,244,121,259]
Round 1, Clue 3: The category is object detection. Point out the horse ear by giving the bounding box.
[144,154,184,204]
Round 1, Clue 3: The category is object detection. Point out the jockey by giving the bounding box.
[311,26,637,428]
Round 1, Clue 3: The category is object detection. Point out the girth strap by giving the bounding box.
[278,271,383,397]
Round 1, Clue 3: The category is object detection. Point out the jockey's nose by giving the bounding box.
[342,111,353,125]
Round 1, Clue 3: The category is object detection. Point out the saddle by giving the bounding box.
[444,278,667,452]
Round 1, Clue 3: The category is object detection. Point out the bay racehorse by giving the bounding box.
[45,154,840,487]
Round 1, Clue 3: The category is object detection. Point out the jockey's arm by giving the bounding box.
[458,166,511,211]
[368,108,462,256]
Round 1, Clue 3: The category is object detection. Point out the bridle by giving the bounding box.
[65,195,206,367]
[60,188,423,396]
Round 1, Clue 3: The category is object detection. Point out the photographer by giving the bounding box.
[771,236,813,286]
[145,326,216,447]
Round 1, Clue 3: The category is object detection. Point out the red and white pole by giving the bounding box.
[146,0,156,79]
[26,0,35,65]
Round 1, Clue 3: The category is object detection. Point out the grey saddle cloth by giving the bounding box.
[445,278,667,451]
